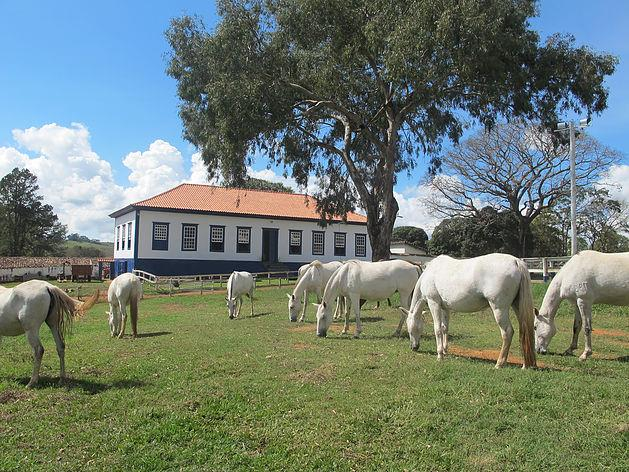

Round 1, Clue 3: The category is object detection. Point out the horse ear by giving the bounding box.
[225,297,229,301]
[399,307,410,315]
[312,303,320,308]
[286,293,292,300]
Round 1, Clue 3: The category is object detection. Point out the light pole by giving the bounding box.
[555,118,590,256]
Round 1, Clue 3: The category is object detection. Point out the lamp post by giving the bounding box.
[555,118,590,256]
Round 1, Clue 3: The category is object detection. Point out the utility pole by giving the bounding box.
[555,118,590,256]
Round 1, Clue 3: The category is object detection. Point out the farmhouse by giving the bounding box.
[109,184,372,277]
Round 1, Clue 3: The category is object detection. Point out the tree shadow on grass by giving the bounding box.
[14,376,147,394]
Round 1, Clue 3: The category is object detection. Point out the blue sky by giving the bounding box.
[0,1,627,239]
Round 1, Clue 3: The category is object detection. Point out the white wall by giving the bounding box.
[131,209,371,262]
[113,211,136,260]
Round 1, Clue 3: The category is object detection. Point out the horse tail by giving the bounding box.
[46,286,97,342]
[516,260,537,368]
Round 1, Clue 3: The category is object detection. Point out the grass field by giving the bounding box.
[0,282,627,471]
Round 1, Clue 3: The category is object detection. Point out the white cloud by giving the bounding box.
[0,123,204,241]
[394,185,443,235]
[602,164,629,203]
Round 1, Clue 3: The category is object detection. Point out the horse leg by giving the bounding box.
[250,289,254,317]
[441,309,450,354]
[576,298,593,361]
[394,291,413,337]
[299,290,308,322]
[117,301,127,339]
[427,300,445,360]
[564,301,582,356]
[492,305,514,368]
[351,294,362,338]
[45,318,66,383]
[25,329,44,388]
[341,298,351,335]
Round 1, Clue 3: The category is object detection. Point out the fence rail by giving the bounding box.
[521,256,571,280]
[133,269,300,295]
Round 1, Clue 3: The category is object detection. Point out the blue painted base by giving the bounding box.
[113,259,135,277]
[130,259,307,276]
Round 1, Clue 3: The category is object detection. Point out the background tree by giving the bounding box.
[391,226,428,250]
[575,188,629,250]
[226,177,294,193]
[593,228,629,253]
[166,0,616,261]
[424,121,619,256]
[529,210,564,257]
[428,207,520,257]
[0,168,66,256]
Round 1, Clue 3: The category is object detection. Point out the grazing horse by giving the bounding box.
[0,280,98,387]
[226,271,255,319]
[107,273,143,338]
[287,260,343,322]
[402,254,536,368]
[535,250,629,361]
[315,260,421,338]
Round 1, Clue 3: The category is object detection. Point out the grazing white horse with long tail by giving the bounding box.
[226,271,255,319]
[402,254,536,368]
[535,250,629,361]
[107,273,143,339]
[315,260,421,338]
[0,280,99,387]
[287,260,343,322]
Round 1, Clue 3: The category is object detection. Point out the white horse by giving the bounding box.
[226,271,255,319]
[315,259,421,338]
[535,250,629,361]
[0,280,98,387]
[107,273,143,338]
[402,254,536,368]
[287,260,343,322]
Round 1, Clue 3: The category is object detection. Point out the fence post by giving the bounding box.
[200,277,204,295]
[169,278,173,297]
[268,273,271,285]
[542,258,549,283]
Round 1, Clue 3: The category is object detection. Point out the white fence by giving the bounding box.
[133,269,300,295]
[521,256,571,280]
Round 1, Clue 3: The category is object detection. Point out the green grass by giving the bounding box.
[0,283,627,471]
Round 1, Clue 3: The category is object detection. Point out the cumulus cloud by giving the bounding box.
[394,185,443,235]
[602,164,629,203]
[0,123,205,240]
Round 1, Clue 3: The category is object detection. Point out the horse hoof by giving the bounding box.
[562,349,574,356]
[578,353,590,362]
[26,381,36,389]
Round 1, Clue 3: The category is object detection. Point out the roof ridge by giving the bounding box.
[179,182,312,198]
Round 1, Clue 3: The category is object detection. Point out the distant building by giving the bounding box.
[390,240,433,265]
[109,184,372,277]
[0,257,101,282]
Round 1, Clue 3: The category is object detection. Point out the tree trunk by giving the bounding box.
[365,194,399,262]
[517,218,531,258]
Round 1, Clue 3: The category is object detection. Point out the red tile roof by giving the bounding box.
[0,257,98,269]
[114,184,367,224]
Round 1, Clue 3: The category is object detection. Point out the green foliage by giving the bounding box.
[593,228,629,253]
[429,207,520,257]
[0,284,627,470]
[530,211,565,257]
[0,167,66,256]
[392,226,428,250]
[226,177,294,193]
[166,0,616,260]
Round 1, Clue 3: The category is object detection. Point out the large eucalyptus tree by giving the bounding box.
[166,0,616,260]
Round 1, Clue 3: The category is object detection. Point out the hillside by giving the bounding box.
[63,240,113,257]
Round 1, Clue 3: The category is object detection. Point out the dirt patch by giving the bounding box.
[593,329,628,338]
[292,342,312,351]
[447,345,548,369]
[289,363,335,384]
[614,423,629,434]
[288,325,314,333]
[0,390,31,404]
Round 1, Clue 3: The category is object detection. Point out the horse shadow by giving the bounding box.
[238,312,273,319]
[135,331,172,339]
[14,376,147,394]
